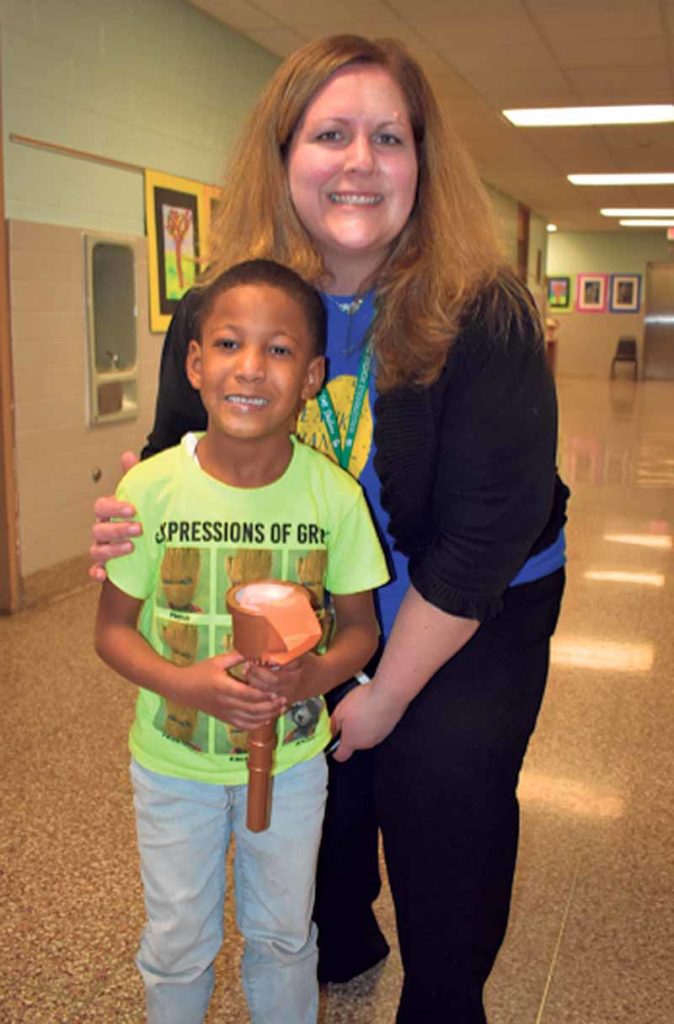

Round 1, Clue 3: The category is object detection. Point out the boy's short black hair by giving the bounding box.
[195,259,327,356]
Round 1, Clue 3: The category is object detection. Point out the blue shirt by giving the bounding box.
[297,291,564,636]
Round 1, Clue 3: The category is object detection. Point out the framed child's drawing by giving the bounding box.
[546,276,571,312]
[609,274,641,313]
[576,273,608,313]
[145,170,209,333]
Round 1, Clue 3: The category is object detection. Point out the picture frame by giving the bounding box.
[609,273,641,313]
[576,273,608,313]
[145,169,210,333]
[546,276,571,311]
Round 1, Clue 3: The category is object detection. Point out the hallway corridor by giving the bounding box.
[2,376,673,1023]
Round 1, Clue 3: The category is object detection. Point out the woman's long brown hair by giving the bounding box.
[202,35,538,390]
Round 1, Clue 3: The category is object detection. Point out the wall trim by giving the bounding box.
[0,63,22,613]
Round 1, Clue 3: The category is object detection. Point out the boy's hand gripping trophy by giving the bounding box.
[226,581,322,832]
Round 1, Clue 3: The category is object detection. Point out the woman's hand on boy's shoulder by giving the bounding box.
[89,451,142,581]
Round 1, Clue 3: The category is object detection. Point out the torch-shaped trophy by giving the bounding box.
[226,581,322,832]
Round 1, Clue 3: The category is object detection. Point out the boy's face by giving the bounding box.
[187,284,324,444]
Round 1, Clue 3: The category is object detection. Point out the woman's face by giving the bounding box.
[287,64,419,292]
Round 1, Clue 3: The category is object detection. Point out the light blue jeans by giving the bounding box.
[130,755,328,1024]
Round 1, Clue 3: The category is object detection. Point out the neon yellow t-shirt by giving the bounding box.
[107,434,389,785]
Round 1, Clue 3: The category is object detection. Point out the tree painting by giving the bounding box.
[163,204,196,299]
[146,171,203,331]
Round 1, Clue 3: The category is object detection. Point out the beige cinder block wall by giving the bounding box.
[10,220,164,576]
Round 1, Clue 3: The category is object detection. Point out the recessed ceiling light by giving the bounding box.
[601,208,674,217]
[569,173,674,185]
[547,223,558,232]
[619,219,674,227]
[503,104,674,127]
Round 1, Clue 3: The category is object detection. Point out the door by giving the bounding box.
[643,262,674,381]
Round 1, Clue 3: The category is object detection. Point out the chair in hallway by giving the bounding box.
[610,336,638,380]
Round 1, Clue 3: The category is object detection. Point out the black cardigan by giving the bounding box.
[141,290,206,459]
[374,301,569,622]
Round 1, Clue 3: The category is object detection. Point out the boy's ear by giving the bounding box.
[185,340,202,391]
[301,355,325,401]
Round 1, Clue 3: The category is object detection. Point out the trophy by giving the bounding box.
[226,581,322,832]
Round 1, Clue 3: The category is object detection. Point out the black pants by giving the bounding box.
[313,652,390,983]
[376,569,565,1023]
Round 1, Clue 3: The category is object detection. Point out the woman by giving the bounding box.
[91,35,567,1021]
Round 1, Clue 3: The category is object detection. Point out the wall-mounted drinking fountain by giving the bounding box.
[85,235,139,424]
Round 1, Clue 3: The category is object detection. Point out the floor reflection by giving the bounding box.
[558,378,674,489]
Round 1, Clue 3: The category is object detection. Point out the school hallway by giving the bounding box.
[2,374,673,1024]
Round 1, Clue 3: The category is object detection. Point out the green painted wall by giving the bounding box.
[1,0,279,234]
[547,231,672,278]
[547,231,674,377]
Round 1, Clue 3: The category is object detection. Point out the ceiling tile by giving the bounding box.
[620,185,674,204]
[424,71,478,100]
[529,0,657,11]
[409,13,543,48]
[532,4,662,42]
[565,66,673,103]
[388,0,520,17]
[256,0,395,19]
[406,48,471,81]
[564,183,674,208]
[439,43,554,73]
[551,36,668,69]
[294,21,424,46]
[665,1,674,32]
[244,26,309,56]
[454,65,572,106]
[189,0,279,31]
[515,128,615,173]
[600,125,674,170]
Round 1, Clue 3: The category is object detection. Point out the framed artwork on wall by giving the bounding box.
[546,276,571,311]
[609,273,641,313]
[576,273,608,313]
[145,169,210,333]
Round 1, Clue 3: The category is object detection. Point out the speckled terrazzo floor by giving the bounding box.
[2,376,674,1023]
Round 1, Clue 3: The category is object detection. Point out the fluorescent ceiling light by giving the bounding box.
[503,104,674,127]
[620,219,674,227]
[569,173,674,185]
[601,208,674,217]
[546,223,558,232]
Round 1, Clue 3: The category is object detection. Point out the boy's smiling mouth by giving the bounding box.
[225,394,269,408]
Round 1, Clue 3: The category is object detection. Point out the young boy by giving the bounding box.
[95,259,389,1024]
